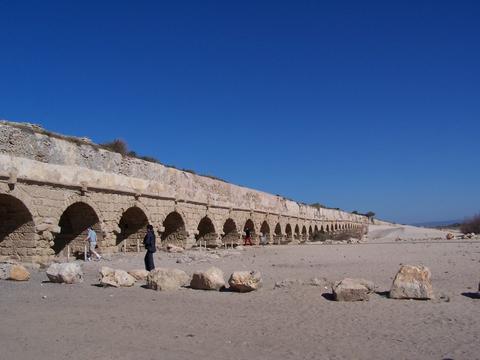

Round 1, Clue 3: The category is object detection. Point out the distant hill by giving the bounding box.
[411,220,462,228]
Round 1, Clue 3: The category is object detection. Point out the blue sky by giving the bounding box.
[1,1,479,224]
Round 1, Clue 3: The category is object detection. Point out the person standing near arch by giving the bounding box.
[143,224,156,271]
[85,227,102,261]
[244,227,253,246]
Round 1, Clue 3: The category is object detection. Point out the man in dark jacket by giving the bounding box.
[143,224,156,271]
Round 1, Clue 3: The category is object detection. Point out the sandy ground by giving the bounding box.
[1,224,479,360]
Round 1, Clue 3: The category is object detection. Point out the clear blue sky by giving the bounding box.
[1,1,479,224]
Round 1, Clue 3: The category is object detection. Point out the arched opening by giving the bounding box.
[308,226,313,241]
[260,221,270,244]
[244,219,256,243]
[301,226,307,242]
[294,224,300,241]
[54,202,102,257]
[162,212,188,247]
[274,223,283,244]
[0,194,36,261]
[335,223,338,231]
[326,224,330,232]
[196,216,218,246]
[285,224,293,241]
[222,218,238,244]
[116,207,148,252]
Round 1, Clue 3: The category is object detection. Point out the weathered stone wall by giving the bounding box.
[0,121,369,262]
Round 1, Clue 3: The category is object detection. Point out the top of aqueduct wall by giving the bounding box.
[0,121,367,224]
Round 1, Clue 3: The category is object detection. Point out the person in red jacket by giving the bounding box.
[244,228,253,246]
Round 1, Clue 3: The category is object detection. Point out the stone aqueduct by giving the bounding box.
[0,122,368,263]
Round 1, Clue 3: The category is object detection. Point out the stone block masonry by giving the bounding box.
[0,121,368,263]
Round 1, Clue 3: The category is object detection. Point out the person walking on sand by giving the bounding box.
[244,227,253,246]
[143,224,156,271]
[85,227,102,261]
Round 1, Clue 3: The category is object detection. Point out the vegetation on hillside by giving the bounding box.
[460,214,480,234]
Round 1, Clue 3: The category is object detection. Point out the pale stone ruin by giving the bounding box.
[0,121,369,263]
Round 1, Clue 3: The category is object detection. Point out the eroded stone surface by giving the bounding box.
[46,263,83,284]
[228,271,262,292]
[146,268,190,291]
[389,265,434,300]
[0,263,30,281]
[99,267,136,287]
[190,267,225,291]
[332,278,375,301]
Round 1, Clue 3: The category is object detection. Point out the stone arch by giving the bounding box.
[0,194,36,261]
[114,200,152,225]
[326,224,330,232]
[273,223,283,244]
[260,221,270,244]
[61,195,103,224]
[294,224,301,241]
[285,224,293,241]
[162,211,188,247]
[301,225,307,242]
[53,202,102,257]
[244,219,255,234]
[222,218,239,244]
[116,206,148,252]
[196,216,218,247]
[308,225,313,240]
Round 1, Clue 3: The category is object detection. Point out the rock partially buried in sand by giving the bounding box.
[190,267,225,290]
[46,263,83,284]
[446,233,454,240]
[100,267,136,287]
[228,271,262,292]
[128,269,150,281]
[332,278,375,301]
[389,265,433,300]
[146,268,190,291]
[166,244,184,253]
[0,263,30,281]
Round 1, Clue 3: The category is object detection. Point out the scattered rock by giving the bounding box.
[146,268,190,291]
[100,267,136,287]
[332,278,375,301]
[389,265,434,300]
[190,267,225,290]
[128,269,150,281]
[274,278,304,289]
[166,244,184,253]
[46,263,83,284]
[0,263,30,281]
[228,271,262,292]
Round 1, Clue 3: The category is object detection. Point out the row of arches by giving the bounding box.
[0,193,365,261]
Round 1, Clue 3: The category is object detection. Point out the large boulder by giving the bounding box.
[0,263,30,281]
[46,263,83,284]
[100,267,136,288]
[146,268,190,291]
[190,267,225,290]
[389,265,434,300]
[228,271,262,292]
[128,269,150,281]
[332,278,375,301]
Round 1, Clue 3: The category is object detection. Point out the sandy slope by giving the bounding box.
[366,223,458,242]
[0,226,479,360]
